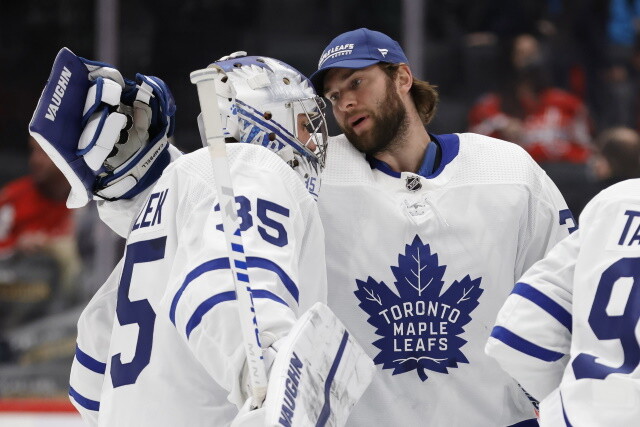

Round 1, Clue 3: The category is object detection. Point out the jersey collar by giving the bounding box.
[368,133,460,179]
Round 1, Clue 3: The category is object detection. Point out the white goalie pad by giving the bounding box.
[263,302,375,427]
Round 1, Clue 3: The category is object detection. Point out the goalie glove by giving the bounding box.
[29,47,176,208]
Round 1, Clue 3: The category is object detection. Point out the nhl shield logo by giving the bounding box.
[405,176,422,191]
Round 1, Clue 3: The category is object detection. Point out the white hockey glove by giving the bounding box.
[29,47,176,208]
[231,303,375,427]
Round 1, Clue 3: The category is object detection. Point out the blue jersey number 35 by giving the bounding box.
[215,197,290,247]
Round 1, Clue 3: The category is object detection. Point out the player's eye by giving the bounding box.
[351,78,362,89]
[326,92,339,103]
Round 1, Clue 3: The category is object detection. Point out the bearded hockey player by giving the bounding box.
[310,28,576,426]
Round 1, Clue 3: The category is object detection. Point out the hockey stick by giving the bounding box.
[190,66,268,409]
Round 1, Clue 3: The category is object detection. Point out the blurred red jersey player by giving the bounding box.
[0,137,73,255]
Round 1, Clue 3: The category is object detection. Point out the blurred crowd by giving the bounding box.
[466,30,640,216]
[443,0,640,215]
[0,138,123,398]
[3,0,640,399]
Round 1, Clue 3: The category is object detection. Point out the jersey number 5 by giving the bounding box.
[110,236,167,387]
[573,257,640,380]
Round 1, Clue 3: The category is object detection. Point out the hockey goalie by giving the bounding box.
[29,47,374,426]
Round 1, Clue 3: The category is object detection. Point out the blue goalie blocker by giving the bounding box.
[29,47,95,207]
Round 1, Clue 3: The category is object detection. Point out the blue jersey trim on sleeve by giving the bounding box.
[170,258,231,325]
[316,331,350,427]
[561,391,573,427]
[513,282,572,332]
[75,345,107,374]
[246,257,299,302]
[507,419,539,427]
[69,386,100,411]
[185,289,288,338]
[491,326,565,362]
[170,257,300,326]
[251,289,287,305]
[185,291,236,337]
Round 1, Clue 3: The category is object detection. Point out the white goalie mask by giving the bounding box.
[199,53,328,198]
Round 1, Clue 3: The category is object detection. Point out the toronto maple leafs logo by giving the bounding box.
[354,235,483,381]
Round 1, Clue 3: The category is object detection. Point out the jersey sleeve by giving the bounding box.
[515,162,576,280]
[160,149,326,408]
[486,160,578,401]
[69,258,121,425]
[486,229,576,400]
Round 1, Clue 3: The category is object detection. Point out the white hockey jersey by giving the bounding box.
[318,133,573,426]
[69,144,327,426]
[486,179,640,427]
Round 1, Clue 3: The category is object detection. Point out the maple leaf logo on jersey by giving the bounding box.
[354,235,483,381]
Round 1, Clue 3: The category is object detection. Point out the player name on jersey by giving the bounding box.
[618,209,640,246]
[132,189,169,231]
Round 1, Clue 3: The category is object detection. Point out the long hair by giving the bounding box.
[381,63,439,125]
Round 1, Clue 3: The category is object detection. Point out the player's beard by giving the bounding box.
[343,78,408,157]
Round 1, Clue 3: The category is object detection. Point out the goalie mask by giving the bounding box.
[199,54,328,198]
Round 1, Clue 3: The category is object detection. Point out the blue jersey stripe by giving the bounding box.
[75,345,107,374]
[186,291,236,337]
[251,289,287,305]
[491,326,565,362]
[69,386,100,411]
[170,257,300,325]
[316,331,350,427]
[246,257,299,303]
[561,391,573,426]
[507,420,539,427]
[512,282,572,332]
[185,289,288,338]
[169,258,230,325]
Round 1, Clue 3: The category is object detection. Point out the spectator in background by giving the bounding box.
[469,34,592,164]
[591,126,640,188]
[597,0,640,129]
[469,33,596,216]
[0,136,80,334]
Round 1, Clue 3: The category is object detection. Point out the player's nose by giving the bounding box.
[336,92,356,113]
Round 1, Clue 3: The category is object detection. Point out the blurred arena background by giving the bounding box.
[3,0,640,424]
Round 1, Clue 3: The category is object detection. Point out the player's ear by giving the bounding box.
[395,64,413,95]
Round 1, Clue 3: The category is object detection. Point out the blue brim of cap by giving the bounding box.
[310,58,382,93]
